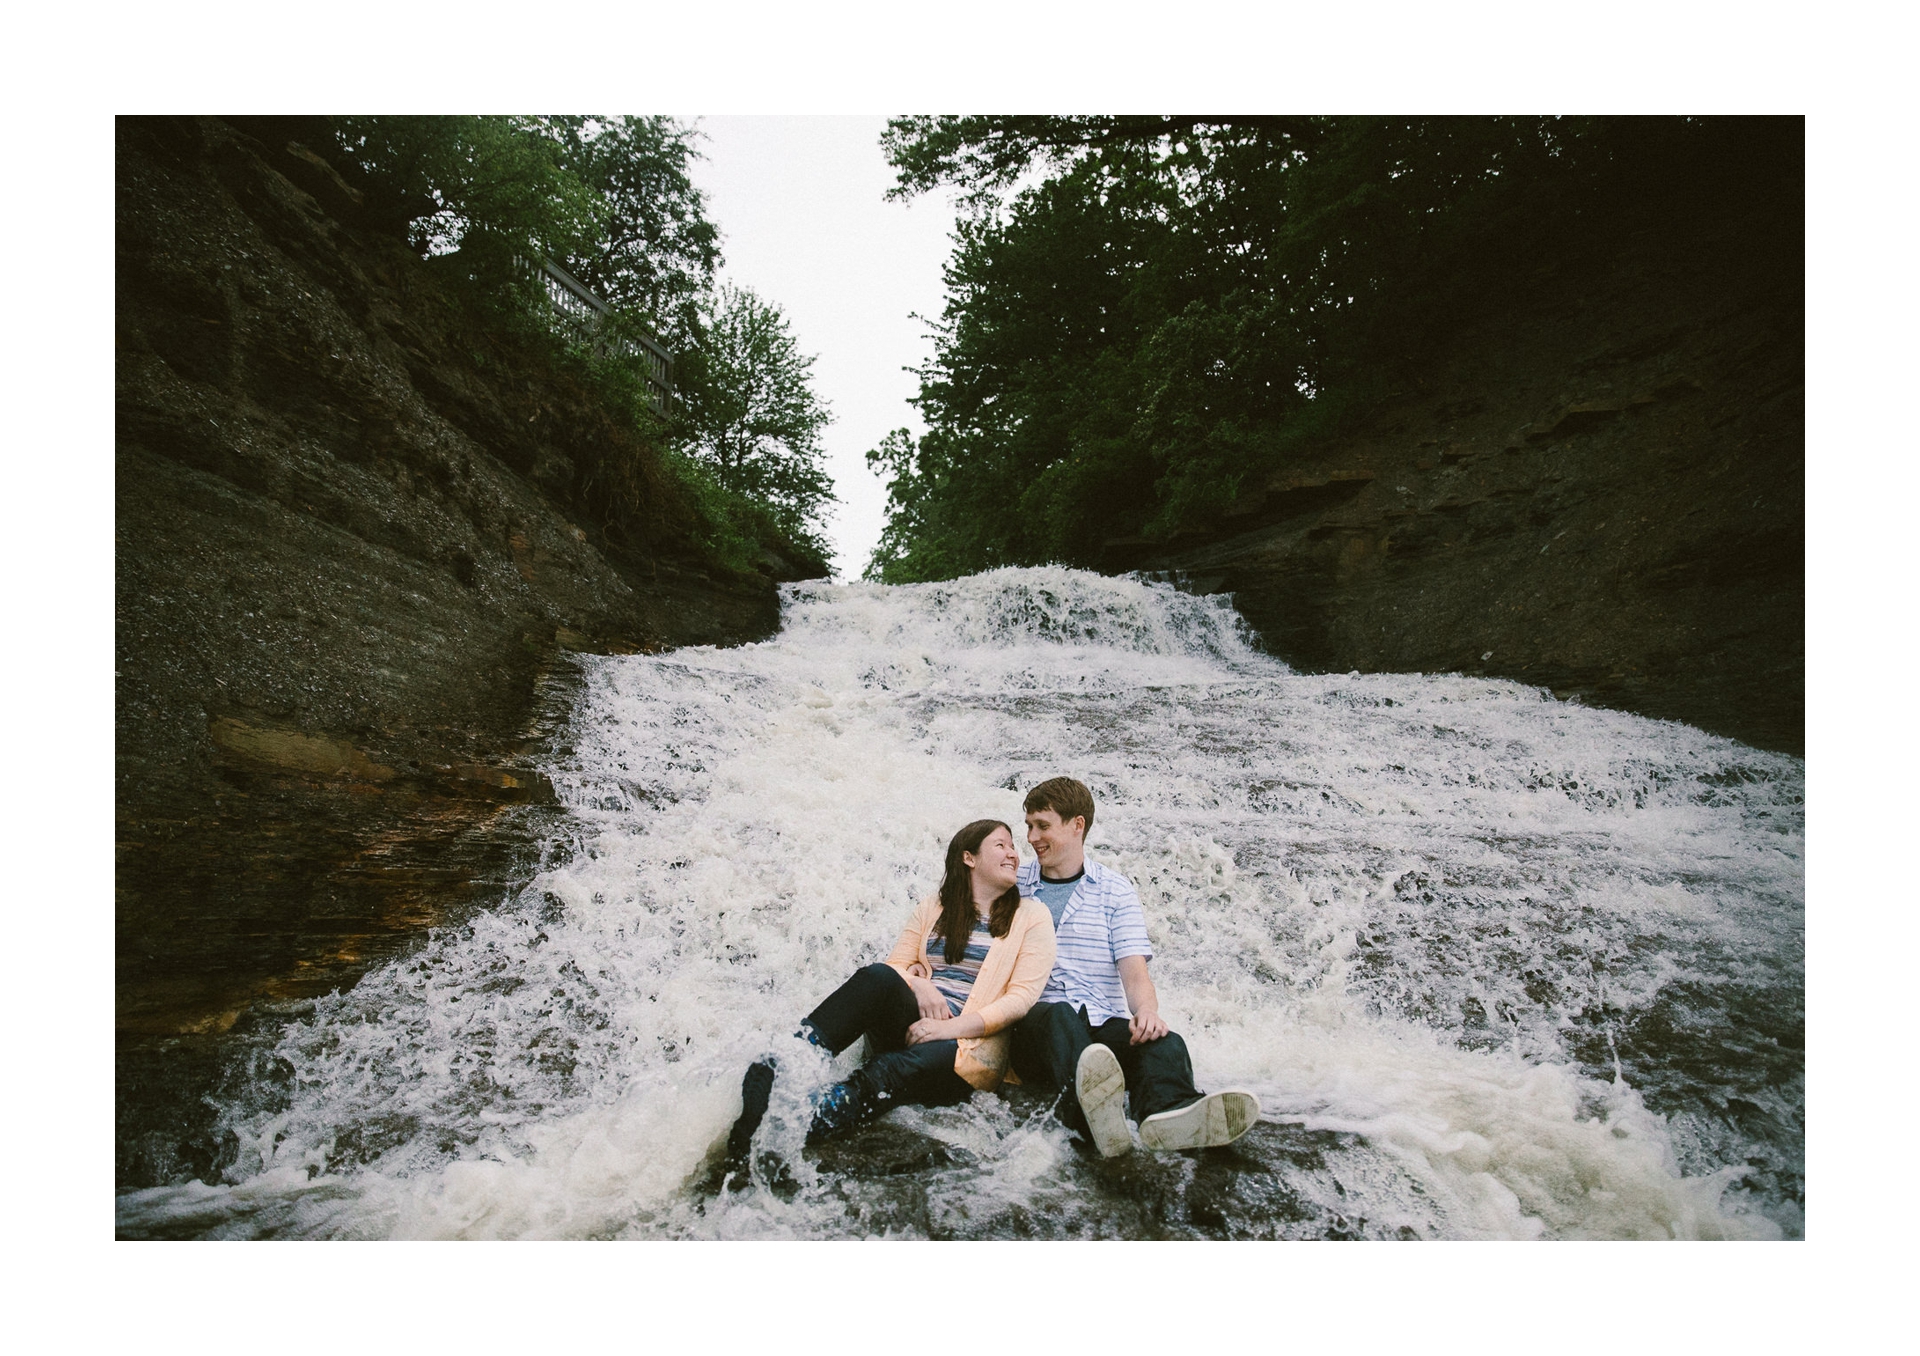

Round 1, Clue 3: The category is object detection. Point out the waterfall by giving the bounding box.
[116,567,1802,1239]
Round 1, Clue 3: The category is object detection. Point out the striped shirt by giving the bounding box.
[928,914,996,1018]
[1017,856,1153,1025]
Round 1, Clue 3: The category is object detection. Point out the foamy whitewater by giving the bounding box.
[116,568,1803,1239]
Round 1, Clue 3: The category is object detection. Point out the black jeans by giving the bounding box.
[1009,1000,1202,1135]
[728,963,974,1159]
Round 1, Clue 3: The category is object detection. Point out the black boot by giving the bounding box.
[725,1060,777,1166]
[804,1071,880,1144]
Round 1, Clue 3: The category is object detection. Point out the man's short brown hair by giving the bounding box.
[1023,776,1095,836]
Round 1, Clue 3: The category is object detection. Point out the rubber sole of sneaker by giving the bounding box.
[1075,1044,1133,1158]
[1138,1090,1261,1152]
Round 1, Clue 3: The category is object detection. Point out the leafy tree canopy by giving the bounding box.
[331,117,599,269]
[541,116,720,347]
[675,282,837,562]
[291,115,832,575]
[327,115,717,345]
[865,116,1789,583]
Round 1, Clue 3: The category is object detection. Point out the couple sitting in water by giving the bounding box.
[725,777,1260,1171]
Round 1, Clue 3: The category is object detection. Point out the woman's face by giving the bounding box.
[964,825,1020,893]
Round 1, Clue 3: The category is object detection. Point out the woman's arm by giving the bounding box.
[886,899,951,1021]
[906,1009,986,1044]
[884,901,930,974]
[967,905,1058,1037]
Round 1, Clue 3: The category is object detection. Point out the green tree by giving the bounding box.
[325,115,719,345]
[328,115,605,272]
[866,116,1779,583]
[677,283,837,560]
[300,114,840,577]
[543,116,721,347]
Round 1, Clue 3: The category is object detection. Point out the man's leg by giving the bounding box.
[1089,1019,1204,1123]
[1010,1002,1096,1134]
[1087,1019,1261,1151]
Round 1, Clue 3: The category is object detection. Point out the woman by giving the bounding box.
[724,819,1056,1166]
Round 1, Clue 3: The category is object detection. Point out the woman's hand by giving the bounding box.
[904,971,949,1021]
[906,1016,957,1045]
[908,1011,986,1044]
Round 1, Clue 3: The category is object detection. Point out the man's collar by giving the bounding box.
[1022,854,1101,883]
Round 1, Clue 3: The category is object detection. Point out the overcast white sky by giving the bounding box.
[686,116,959,580]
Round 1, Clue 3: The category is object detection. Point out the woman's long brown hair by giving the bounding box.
[933,819,1022,965]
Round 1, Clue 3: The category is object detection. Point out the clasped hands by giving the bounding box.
[905,962,1168,1045]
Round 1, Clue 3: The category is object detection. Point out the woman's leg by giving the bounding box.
[805,1039,971,1142]
[726,1060,778,1163]
[799,962,920,1055]
[727,964,921,1163]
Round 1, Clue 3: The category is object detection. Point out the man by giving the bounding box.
[1010,776,1260,1158]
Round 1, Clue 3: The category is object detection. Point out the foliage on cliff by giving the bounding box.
[258,115,834,575]
[865,116,1797,582]
[672,283,835,550]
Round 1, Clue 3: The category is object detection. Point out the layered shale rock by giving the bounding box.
[115,117,807,1178]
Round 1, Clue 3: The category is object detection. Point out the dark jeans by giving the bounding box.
[1009,1001,1202,1135]
[727,963,974,1159]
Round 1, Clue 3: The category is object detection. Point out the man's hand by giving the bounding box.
[906,1016,958,1045]
[1116,955,1167,1044]
[1129,1008,1169,1045]
[903,970,949,1021]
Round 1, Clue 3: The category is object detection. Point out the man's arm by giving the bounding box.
[1116,955,1169,1044]
[1106,876,1165,1044]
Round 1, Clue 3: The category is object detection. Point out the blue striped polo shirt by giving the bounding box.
[927,914,996,1018]
[1017,856,1153,1025]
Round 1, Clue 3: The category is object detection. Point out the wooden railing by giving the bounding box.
[532,257,676,416]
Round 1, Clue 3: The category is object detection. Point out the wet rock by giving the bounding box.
[115,117,813,1186]
[695,1103,1431,1241]
[811,1120,980,1178]
[207,716,399,781]
[1125,162,1802,754]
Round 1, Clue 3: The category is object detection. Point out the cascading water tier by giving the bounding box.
[116,567,1803,1240]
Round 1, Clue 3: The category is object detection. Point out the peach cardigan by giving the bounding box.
[885,895,1057,1091]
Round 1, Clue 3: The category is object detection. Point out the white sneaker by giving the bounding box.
[1074,1043,1133,1158]
[1138,1090,1262,1152]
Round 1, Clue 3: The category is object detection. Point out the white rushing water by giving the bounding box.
[117,568,1803,1240]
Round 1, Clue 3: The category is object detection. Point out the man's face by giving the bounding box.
[1024,808,1085,870]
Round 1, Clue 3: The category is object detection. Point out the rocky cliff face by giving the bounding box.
[116,117,805,1177]
[1125,163,1802,755]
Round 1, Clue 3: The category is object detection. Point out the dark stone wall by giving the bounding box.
[115,117,788,1063]
[1128,153,1802,754]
